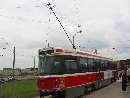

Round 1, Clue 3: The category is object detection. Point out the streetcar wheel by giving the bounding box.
[53,92,65,98]
[39,92,42,98]
[74,95,82,98]
[53,95,65,98]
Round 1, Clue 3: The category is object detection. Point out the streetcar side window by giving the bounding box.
[107,62,111,70]
[101,60,105,71]
[79,57,88,72]
[95,59,101,71]
[51,56,65,74]
[52,61,63,74]
[105,61,108,70]
[88,58,95,72]
[64,60,78,74]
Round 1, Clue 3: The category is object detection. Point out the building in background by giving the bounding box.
[0,67,38,77]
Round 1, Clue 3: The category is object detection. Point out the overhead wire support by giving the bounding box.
[45,2,76,49]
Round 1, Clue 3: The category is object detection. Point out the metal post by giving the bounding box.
[13,46,15,79]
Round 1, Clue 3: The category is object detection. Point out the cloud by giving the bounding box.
[114,19,130,33]
[0,0,130,69]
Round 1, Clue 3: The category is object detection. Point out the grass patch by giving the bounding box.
[0,79,38,98]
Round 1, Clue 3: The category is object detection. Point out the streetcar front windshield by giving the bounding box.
[38,55,78,75]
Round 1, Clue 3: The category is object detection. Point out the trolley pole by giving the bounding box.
[72,35,76,49]
[72,30,82,50]
[12,46,15,80]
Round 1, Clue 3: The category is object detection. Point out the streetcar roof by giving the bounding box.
[39,47,112,61]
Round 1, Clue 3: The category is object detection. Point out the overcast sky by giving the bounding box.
[0,0,130,69]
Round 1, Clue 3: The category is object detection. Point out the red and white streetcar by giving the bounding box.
[37,47,117,98]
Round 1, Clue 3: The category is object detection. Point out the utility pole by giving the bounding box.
[33,56,36,71]
[12,46,15,79]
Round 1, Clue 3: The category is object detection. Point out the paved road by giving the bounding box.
[83,81,130,98]
[34,81,130,98]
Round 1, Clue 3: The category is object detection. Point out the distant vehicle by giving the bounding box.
[0,79,6,86]
[37,47,117,98]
